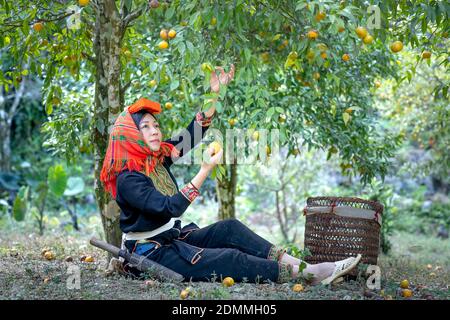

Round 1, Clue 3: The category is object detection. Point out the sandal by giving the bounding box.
[321,254,362,285]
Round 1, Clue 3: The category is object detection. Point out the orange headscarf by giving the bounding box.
[100,98,180,199]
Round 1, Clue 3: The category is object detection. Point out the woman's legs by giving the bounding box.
[149,244,292,283]
[182,218,275,259]
[181,218,336,284]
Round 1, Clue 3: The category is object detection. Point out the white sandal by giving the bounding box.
[321,254,362,285]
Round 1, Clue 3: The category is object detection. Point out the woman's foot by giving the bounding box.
[297,255,362,285]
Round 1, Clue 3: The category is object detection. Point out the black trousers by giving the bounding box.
[125,219,287,283]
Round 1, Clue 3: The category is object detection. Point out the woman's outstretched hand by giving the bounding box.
[210,64,235,94]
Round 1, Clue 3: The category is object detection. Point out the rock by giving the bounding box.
[437,225,449,239]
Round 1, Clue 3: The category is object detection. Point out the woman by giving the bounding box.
[100,64,361,285]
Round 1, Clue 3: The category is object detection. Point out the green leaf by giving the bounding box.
[165,6,175,20]
[343,112,351,125]
[12,186,29,222]
[48,165,68,198]
[63,177,85,196]
[170,79,180,91]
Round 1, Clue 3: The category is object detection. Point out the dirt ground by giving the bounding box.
[0,230,448,300]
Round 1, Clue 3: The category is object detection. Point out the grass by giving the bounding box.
[0,228,448,300]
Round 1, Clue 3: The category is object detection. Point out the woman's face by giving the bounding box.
[139,113,162,151]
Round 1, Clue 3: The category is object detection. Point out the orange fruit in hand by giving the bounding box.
[355,26,368,39]
[400,279,409,289]
[168,29,177,39]
[33,22,44,32]
[342,53,350,62]
[160,29,168,40]
[422,51,431,59]
[307,30,319,40]
[390,41,403,53]
[293,284,304,292]
[222,277,235,287]
[209,141,222,156]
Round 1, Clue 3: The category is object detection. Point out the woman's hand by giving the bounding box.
[201,145,224,172]
[210,64,235,94]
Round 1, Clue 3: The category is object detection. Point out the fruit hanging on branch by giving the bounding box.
[149,0,159,9]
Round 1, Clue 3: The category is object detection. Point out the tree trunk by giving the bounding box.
[93,0,124,250]
[0,119,11,172]
[216,164,237,220]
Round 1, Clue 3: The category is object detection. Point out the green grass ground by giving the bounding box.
[0,230,448,300]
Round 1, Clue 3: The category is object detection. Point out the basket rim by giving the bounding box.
[306,196,384,215]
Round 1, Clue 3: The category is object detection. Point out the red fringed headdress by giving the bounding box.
[100,98,180,199]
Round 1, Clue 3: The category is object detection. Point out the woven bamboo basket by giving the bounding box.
[303,197,384,276]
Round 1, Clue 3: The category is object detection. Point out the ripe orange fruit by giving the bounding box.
[33,22,44,32]
[363,34,374,44]
[261,52,270,63]
[307,30,319,40]
[158,40,169,50]
[84,255,95,263]
[400,279,409,289]
[168,29,176,39]
[165,102,173,110]
[320,52,327,59]
[422,51,431,59]
[390,41,403,53]
[160,29,168,40]
[209,141,222,156]
[315,12,326,22]
[342,53,350,62]
[402,289,413,298]
[223,277,235,287]
[313,72,320,80]
[355,26,368,39]
[228,118,237,126]
[293,284,304,292]
[44,251,55,260]
[345,108,353,114]
[180,289,190,299]
[79,0,90,6]
[338,26,345,33]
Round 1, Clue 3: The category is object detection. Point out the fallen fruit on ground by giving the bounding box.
[222,277,235,287]
[402,289,413,298]
[400,279,409,289]
[293,284,304,292]
[44,251,55,260]
[84,255,95,263]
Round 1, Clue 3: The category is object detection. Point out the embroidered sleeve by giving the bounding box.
[195,111,215,127]
[180,182,200,203]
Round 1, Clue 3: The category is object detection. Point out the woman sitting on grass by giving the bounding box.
[100,64,361,285]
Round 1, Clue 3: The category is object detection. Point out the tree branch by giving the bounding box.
[123,6,147,27]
